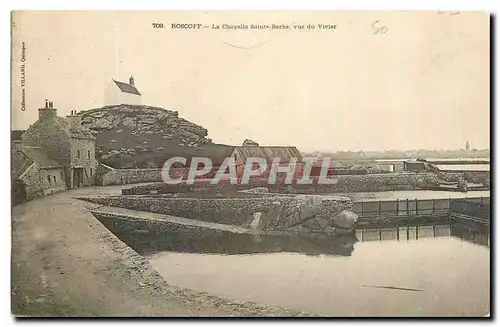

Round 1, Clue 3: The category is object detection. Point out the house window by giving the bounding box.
[77,150,81,159]
[53,176,56,184]
[60,171,64,180]
[90,168,93,177]
[47,175,51,185]
[88,150,91,159]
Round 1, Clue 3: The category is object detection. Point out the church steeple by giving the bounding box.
[129,75,135,86]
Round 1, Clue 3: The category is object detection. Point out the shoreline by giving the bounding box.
[11,185,313,317]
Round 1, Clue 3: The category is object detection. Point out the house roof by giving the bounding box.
[21,146,62,169]
[164,145,235,167]
[12,148,33,180]
[12,146,63,180]
[113,80,141,96]
[54,117,95,140]
[234,146,302,163]
[195,145,235,166]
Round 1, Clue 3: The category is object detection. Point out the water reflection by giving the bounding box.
[114,220,489,257]
[357,223,489,247]
[148,226,490,317]
[122,232,359,257]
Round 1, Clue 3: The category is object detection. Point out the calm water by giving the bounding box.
[375,158,490,162]
[436,164,490,171]
[146,224,490,317]
[340,190,490,202]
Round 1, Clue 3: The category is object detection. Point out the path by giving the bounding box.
[11,184,310,317]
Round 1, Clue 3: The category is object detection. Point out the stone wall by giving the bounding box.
[117,172,441,193]
[101,168,190,186]
[464,171,490,188]
[438,171,490,188]
[83,194,353,233]
[101,169,162,186]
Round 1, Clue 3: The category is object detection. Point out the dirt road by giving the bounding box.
[11,185,312,317]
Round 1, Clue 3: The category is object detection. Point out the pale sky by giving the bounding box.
[11,11,490,152]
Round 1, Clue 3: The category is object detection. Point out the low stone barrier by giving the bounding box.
[118,172,441,194]
[82,194,354,233]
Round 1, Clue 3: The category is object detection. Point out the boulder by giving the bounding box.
[315,218,331,230]
[331,210,358,228]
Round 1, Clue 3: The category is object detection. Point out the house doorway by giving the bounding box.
[73,168,84,188]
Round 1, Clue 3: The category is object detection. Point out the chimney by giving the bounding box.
[66,110,81,128]
[129,75,135,86]
[38,99,57,120]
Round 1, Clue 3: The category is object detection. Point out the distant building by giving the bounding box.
[465,140,470,151]
[403,160,440,173]
[20,100,98,190]
[105,75,142,106]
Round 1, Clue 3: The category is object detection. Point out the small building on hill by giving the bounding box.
[105,75,142,106]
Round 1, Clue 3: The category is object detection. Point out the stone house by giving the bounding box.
[12,141,67,202]
[104,75,142,106]
[21,101,98,189]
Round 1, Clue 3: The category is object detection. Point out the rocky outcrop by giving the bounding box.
[78,105,214,168]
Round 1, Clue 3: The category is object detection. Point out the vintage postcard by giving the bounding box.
[10,11,490,317]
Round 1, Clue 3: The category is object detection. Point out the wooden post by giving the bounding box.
[396,199,399,215]
[378,201,381,216]
[361,201,364,216]
[406,199,409,216]
[415,199,418,215]
[432,198,435,214]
